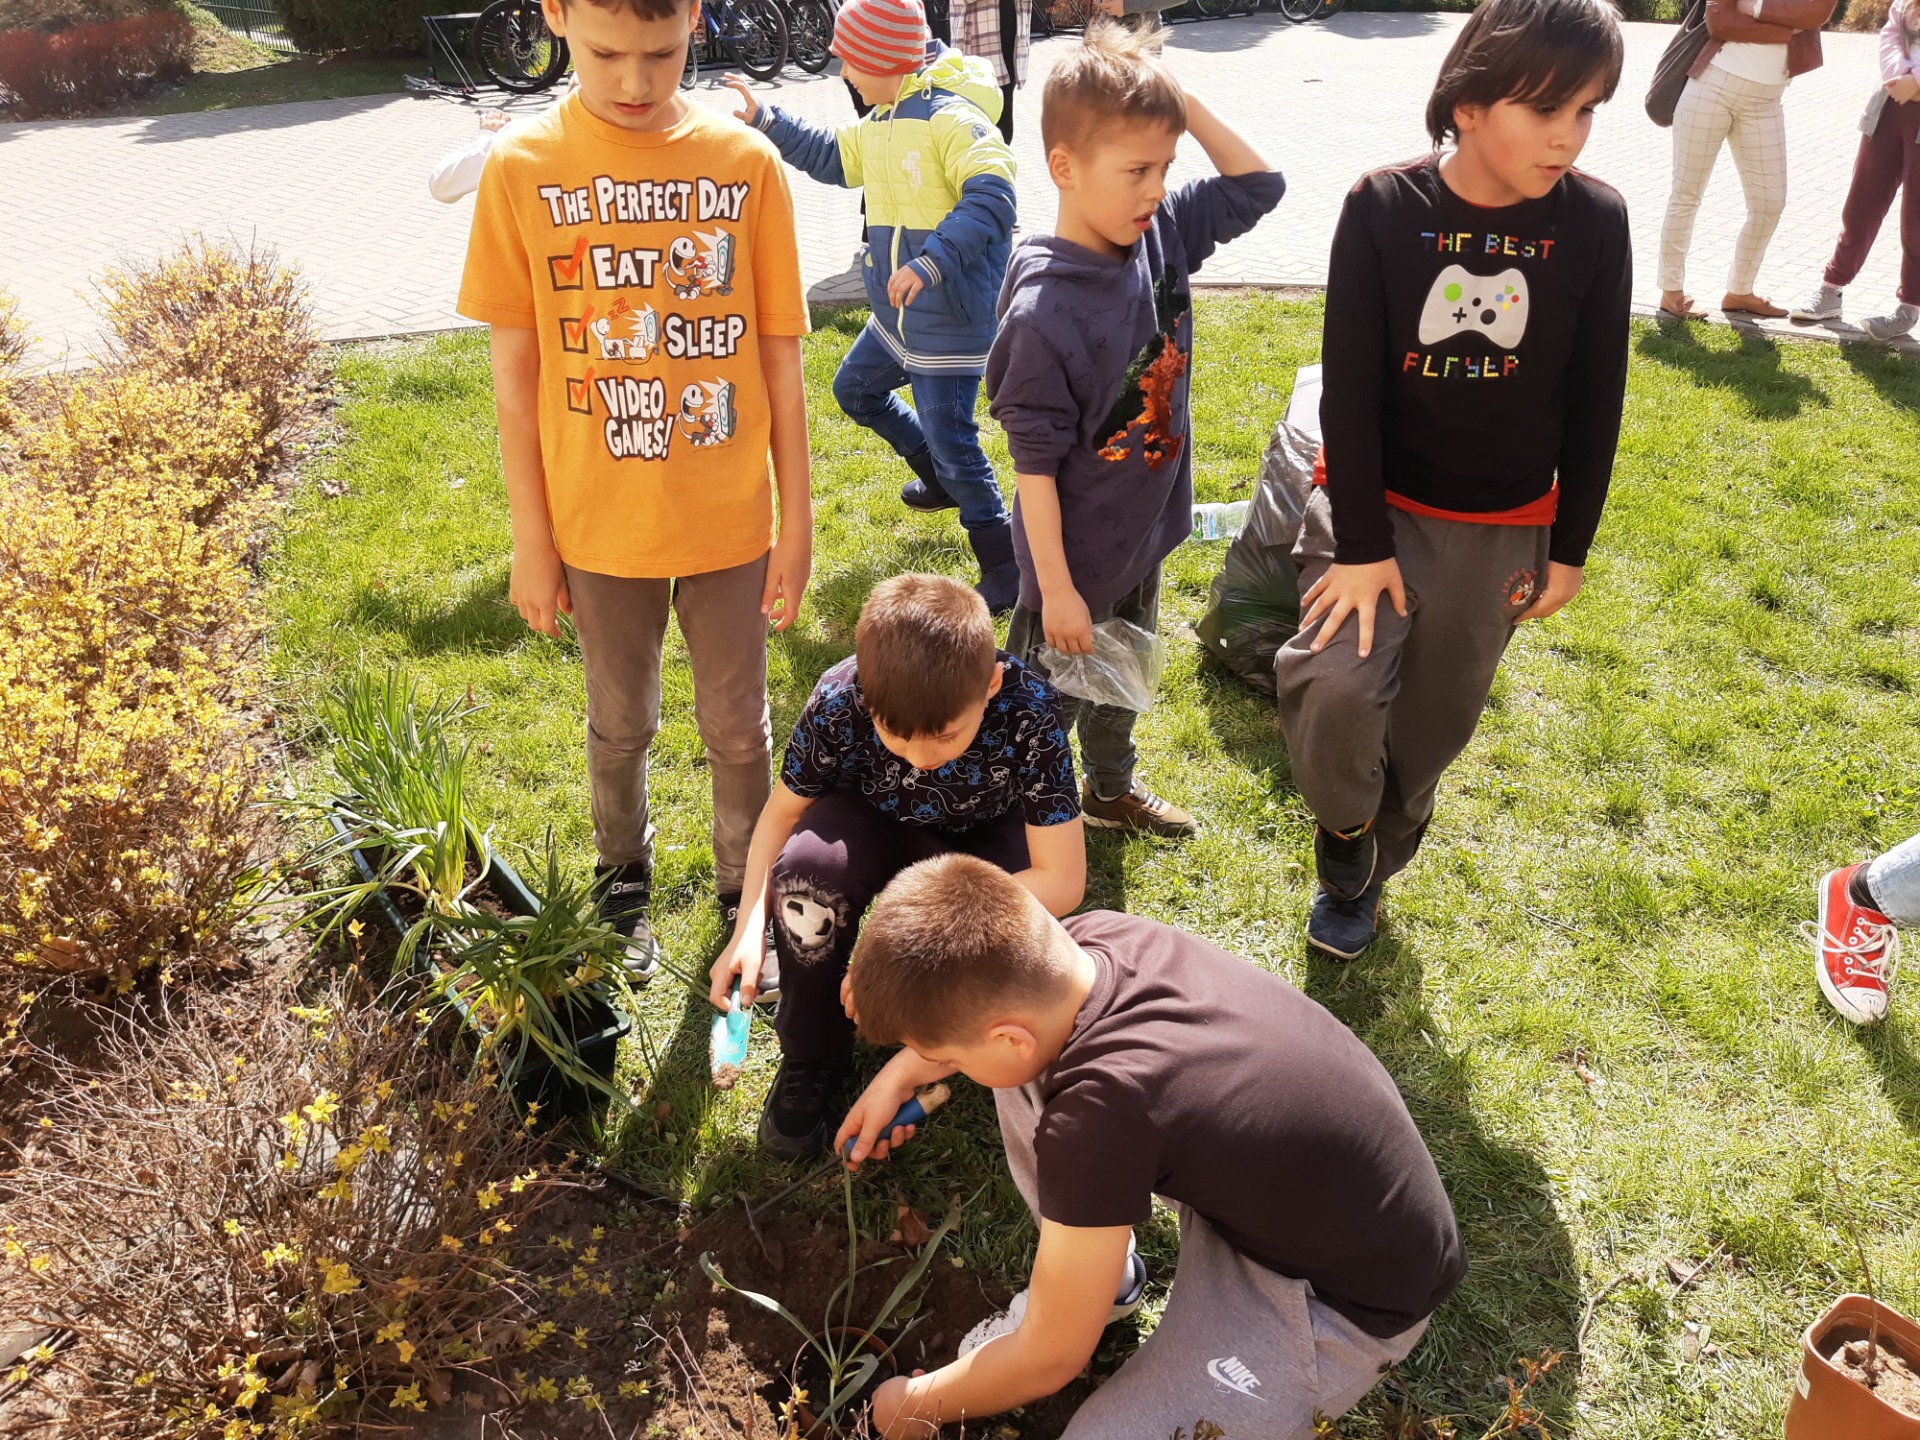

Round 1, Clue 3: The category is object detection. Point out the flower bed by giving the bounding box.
[0,4,196,119]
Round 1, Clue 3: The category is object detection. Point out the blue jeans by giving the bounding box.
[831,321,1008,531]
[1867,830,1920,927]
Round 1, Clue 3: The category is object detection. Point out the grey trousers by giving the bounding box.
[1867,831,1920,927]
[1273,490,1550,881]
[564,555,772,892]
[1006,565,1161,801]
[993,1082,1427,1440]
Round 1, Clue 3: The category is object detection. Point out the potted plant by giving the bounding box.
[284,671,634,1122]
[1784,1293,1920,1439]
[436,832,637,1122]
[700,1171,963,1437]
[298,670,514,971]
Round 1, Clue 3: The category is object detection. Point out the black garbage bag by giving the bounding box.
[1194,418,1316,695]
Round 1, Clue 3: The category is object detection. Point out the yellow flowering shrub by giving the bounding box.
[0,242,315,991]
[95,238,320,453]
[0,286,27,430]
[1,976,562,1438]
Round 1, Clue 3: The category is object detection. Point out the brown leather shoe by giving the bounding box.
[1081,781,1196,839]
[1722,292,1787,318]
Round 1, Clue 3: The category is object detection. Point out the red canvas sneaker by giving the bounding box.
[1807,865,1897,1025]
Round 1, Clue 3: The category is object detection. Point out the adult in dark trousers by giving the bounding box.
[953,0,1029,141]
[1791,0,1920,340]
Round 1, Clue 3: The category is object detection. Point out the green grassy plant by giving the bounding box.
[699,1169,963,1433]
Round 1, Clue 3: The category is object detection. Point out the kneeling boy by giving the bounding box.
[839,855,1465,1439]
[709,575,1086,1160]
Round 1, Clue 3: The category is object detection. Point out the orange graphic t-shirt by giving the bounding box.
[458,95,808,579]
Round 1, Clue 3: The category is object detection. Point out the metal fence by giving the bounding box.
[199,1,300,53]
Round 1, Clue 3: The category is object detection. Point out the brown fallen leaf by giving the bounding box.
[896,1203,933,1247]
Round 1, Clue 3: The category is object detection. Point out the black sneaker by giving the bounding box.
[718,889,743,928]
[1306,882,1383,961]
[757,1058,846,1161]
[593,861,661,985]
[1314,823,1377,902]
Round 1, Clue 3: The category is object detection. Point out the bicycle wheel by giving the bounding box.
[722,0,789,81]
[1278,0,1320,20]
[1316,0,1348,17]
[471,0,569,92]
[1187,0,1232,16]
[786,0,834,72]
[681,29,700,88]
[1030,0,1055,37]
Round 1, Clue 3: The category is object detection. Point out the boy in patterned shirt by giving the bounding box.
[709,574,1086,1159]
[458,0,812,978]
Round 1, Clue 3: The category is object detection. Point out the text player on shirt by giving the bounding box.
[1274,0,1633,961]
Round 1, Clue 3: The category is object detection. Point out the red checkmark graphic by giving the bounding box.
[566,366,597,414]
[550,234,590,289]
[561,304,596,351]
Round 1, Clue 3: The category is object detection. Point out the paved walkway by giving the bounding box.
[0,14,1890,368]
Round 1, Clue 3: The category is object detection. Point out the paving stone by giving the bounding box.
[0,14,1888,369]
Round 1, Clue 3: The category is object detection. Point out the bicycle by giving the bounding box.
[778,0,836,72]
[696,0,789,81]
[470,0,569,92]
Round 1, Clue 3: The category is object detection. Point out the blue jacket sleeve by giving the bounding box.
[1159,170,1287,276]
[911,175,1016,287]
[755,104,862,189]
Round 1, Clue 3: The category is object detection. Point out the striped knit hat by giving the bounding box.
[831,0,929,76]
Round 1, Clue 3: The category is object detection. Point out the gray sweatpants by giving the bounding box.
[1866,831,1920,927]
[993,1082,1427,1440]
[1273,490,1550,882]
[564,555,772,892]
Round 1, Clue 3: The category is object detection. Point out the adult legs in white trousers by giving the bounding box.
[1658,65,1790,315]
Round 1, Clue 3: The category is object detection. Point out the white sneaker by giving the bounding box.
[957,1252,1147,1357]
[1861,304,1919,342]
[1789,284,1842,323]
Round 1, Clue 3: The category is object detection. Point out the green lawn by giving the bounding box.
[266,298,1920,1438]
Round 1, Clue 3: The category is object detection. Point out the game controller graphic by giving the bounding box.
[1417,265,1529,347]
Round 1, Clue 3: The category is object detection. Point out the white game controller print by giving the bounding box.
[1417,265,1529,347]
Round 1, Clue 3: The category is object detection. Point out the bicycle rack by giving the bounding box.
[405,12,487,98]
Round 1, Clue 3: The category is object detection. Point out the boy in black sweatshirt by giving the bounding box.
[1274,0,1632,958]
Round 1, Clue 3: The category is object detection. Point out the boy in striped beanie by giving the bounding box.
[728,0,1022,612]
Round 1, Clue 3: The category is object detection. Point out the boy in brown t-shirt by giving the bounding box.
[836,855,1463,1439]
[458,0,812,976]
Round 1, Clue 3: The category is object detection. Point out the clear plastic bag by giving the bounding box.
[1040,617,1166,713]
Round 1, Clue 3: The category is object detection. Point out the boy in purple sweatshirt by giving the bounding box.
[985,18,1284,838]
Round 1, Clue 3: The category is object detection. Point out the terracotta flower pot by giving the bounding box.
[1783,1293,1920,1439]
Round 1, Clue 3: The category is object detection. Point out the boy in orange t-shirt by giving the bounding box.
[458,0,812,979]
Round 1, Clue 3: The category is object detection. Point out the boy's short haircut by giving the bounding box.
[856,574,998,738]
[851,854,1072,1047]
[1040,16,1187,158]
[1425,0,1624,146]
[558,0,690,19]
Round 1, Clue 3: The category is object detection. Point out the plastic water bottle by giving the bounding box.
[1190,501,1249,542]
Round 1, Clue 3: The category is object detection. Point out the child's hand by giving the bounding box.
[723,74,761,125]
[1891,74,1920,104]
[510,537,572,638]
[870,1374,927,1439]
[1096,0,1124,13]
[1512,560,1583,624]
[709,924,768,1009]
[478,108,510,132]
[887,265,927,310]
[1042,586,1095,655]
[1300,558,1406,658]
[762,530,811,631]
[836,1073,923,1167]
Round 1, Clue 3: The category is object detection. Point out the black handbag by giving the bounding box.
[1646,0,1712,128]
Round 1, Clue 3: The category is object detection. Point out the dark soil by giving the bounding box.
[1824,1323,1920,1419]
[410,1183,1105,1440]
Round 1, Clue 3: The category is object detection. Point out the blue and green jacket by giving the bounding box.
[754,44,1016,376]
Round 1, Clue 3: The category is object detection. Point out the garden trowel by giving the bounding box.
[709,978,752,1090]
